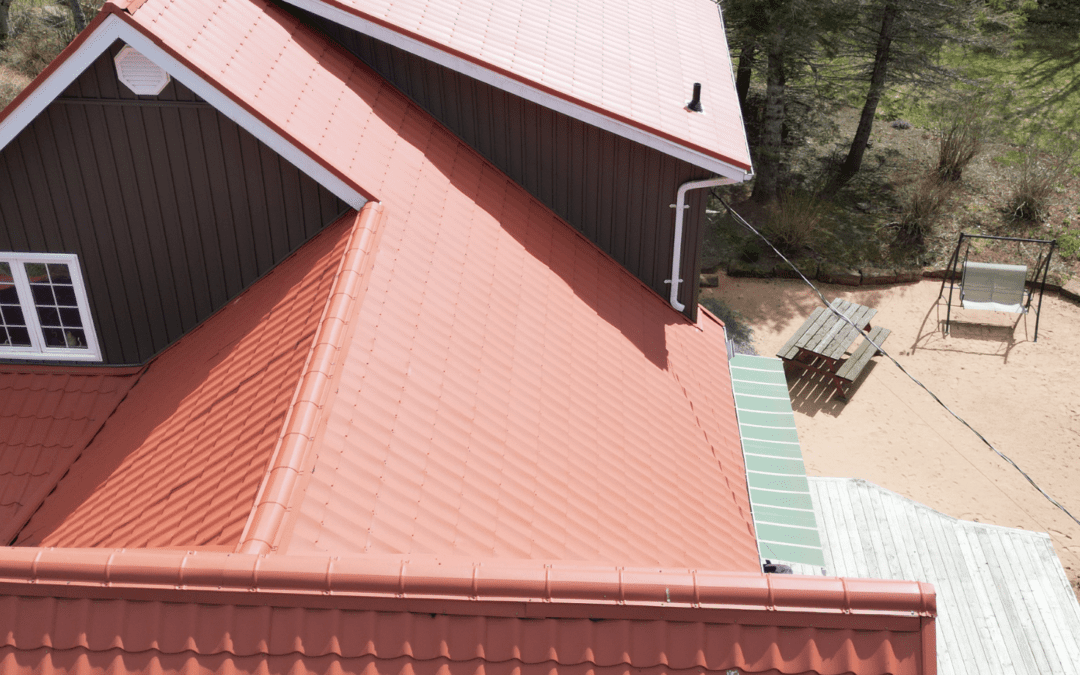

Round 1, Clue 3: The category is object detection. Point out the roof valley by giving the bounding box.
[0,369,143,544]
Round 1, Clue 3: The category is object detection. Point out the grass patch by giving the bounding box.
[884,25,1080,149]
[1056,230,1080,261]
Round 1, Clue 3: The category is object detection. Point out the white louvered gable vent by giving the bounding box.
[114,45,170,96]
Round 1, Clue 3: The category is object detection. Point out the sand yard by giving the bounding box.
[704,275,1080,593]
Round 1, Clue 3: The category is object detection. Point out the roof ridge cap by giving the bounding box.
[0,548,936,621]
[237,203,386,555]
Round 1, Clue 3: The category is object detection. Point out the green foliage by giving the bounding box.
[933,21,1080,147]
[699,297,756,354]
[993,149,1026,167]
[761,189,828,255]
[739,239,763,263]
[1056,230,1080,260]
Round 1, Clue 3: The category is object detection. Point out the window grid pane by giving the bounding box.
[0,262,31,347]
[25,261,88,350]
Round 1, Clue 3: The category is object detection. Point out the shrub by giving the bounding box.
[899,172,955,249]
[738,239,762,263]
[1007,144,1073,223]
[936,107,985,182]
[761,189,827,256]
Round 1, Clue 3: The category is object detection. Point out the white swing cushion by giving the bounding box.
[961,262,1028,313]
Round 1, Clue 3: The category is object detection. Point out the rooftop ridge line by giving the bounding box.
[238,203,386,555]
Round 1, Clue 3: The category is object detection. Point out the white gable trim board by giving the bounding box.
[280,0,752,183]
[0,14,367,210]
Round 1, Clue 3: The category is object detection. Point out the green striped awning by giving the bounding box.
[729,354,825,567]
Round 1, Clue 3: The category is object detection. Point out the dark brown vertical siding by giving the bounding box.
[0,41,350,364]
[289,8,712,317]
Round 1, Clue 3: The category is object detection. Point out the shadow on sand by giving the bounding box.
[717,277,892,339]
[784,361,878,419]
[910,298,1028,363]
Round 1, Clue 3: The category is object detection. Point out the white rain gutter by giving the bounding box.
[667,177,737,312]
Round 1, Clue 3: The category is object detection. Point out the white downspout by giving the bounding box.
[667,177,737,312]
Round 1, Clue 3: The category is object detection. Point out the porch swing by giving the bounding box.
[938,233,1057,342]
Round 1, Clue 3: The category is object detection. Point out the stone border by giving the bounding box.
[701,260,1080,304]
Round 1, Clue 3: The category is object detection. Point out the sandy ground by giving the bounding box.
[704,275,1080,593]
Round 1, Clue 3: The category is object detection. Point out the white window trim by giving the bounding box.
[0,252,102,362]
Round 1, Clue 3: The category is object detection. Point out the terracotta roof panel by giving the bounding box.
[0,369,137,543]
[233,43,758,565]
[291,0,750,173]
[0,550,935,674]
[14,214,356,549]
[0,0,935,671]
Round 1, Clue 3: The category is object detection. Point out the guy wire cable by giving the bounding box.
[712,191,1080,529]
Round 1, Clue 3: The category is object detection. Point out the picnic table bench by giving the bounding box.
[776,298,890,399]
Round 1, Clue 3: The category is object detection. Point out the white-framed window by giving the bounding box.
[0,252,101,362]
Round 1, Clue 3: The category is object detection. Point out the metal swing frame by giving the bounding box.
[938,233,1057,342]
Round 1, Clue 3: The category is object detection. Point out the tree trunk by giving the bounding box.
[824,2,898,196]
[65,0,86,33]
[751,38,785,204]
[0,0,13,49]
[735,42,756,113]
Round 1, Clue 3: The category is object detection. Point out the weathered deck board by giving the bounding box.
[807,477,1080,675]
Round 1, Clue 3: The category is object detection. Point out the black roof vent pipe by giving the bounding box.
[687,82,704,113]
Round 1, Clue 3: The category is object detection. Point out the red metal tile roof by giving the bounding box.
[284,189,757,567]
[279,0,752,175]
[0,1,936,673]
[13,213,357,549]
[106,0,757,569]
[0,368,138,543]
[0,549,937,675]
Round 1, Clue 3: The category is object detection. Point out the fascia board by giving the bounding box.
[0,14,368,210]
[283,0,753,182]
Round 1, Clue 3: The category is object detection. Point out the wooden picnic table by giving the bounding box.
[776,298,891,399]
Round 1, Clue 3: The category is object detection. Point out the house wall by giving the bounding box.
[286,6,713,318]
[0,41,350,365]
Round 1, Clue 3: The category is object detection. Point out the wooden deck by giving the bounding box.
[807,476,1080,675]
